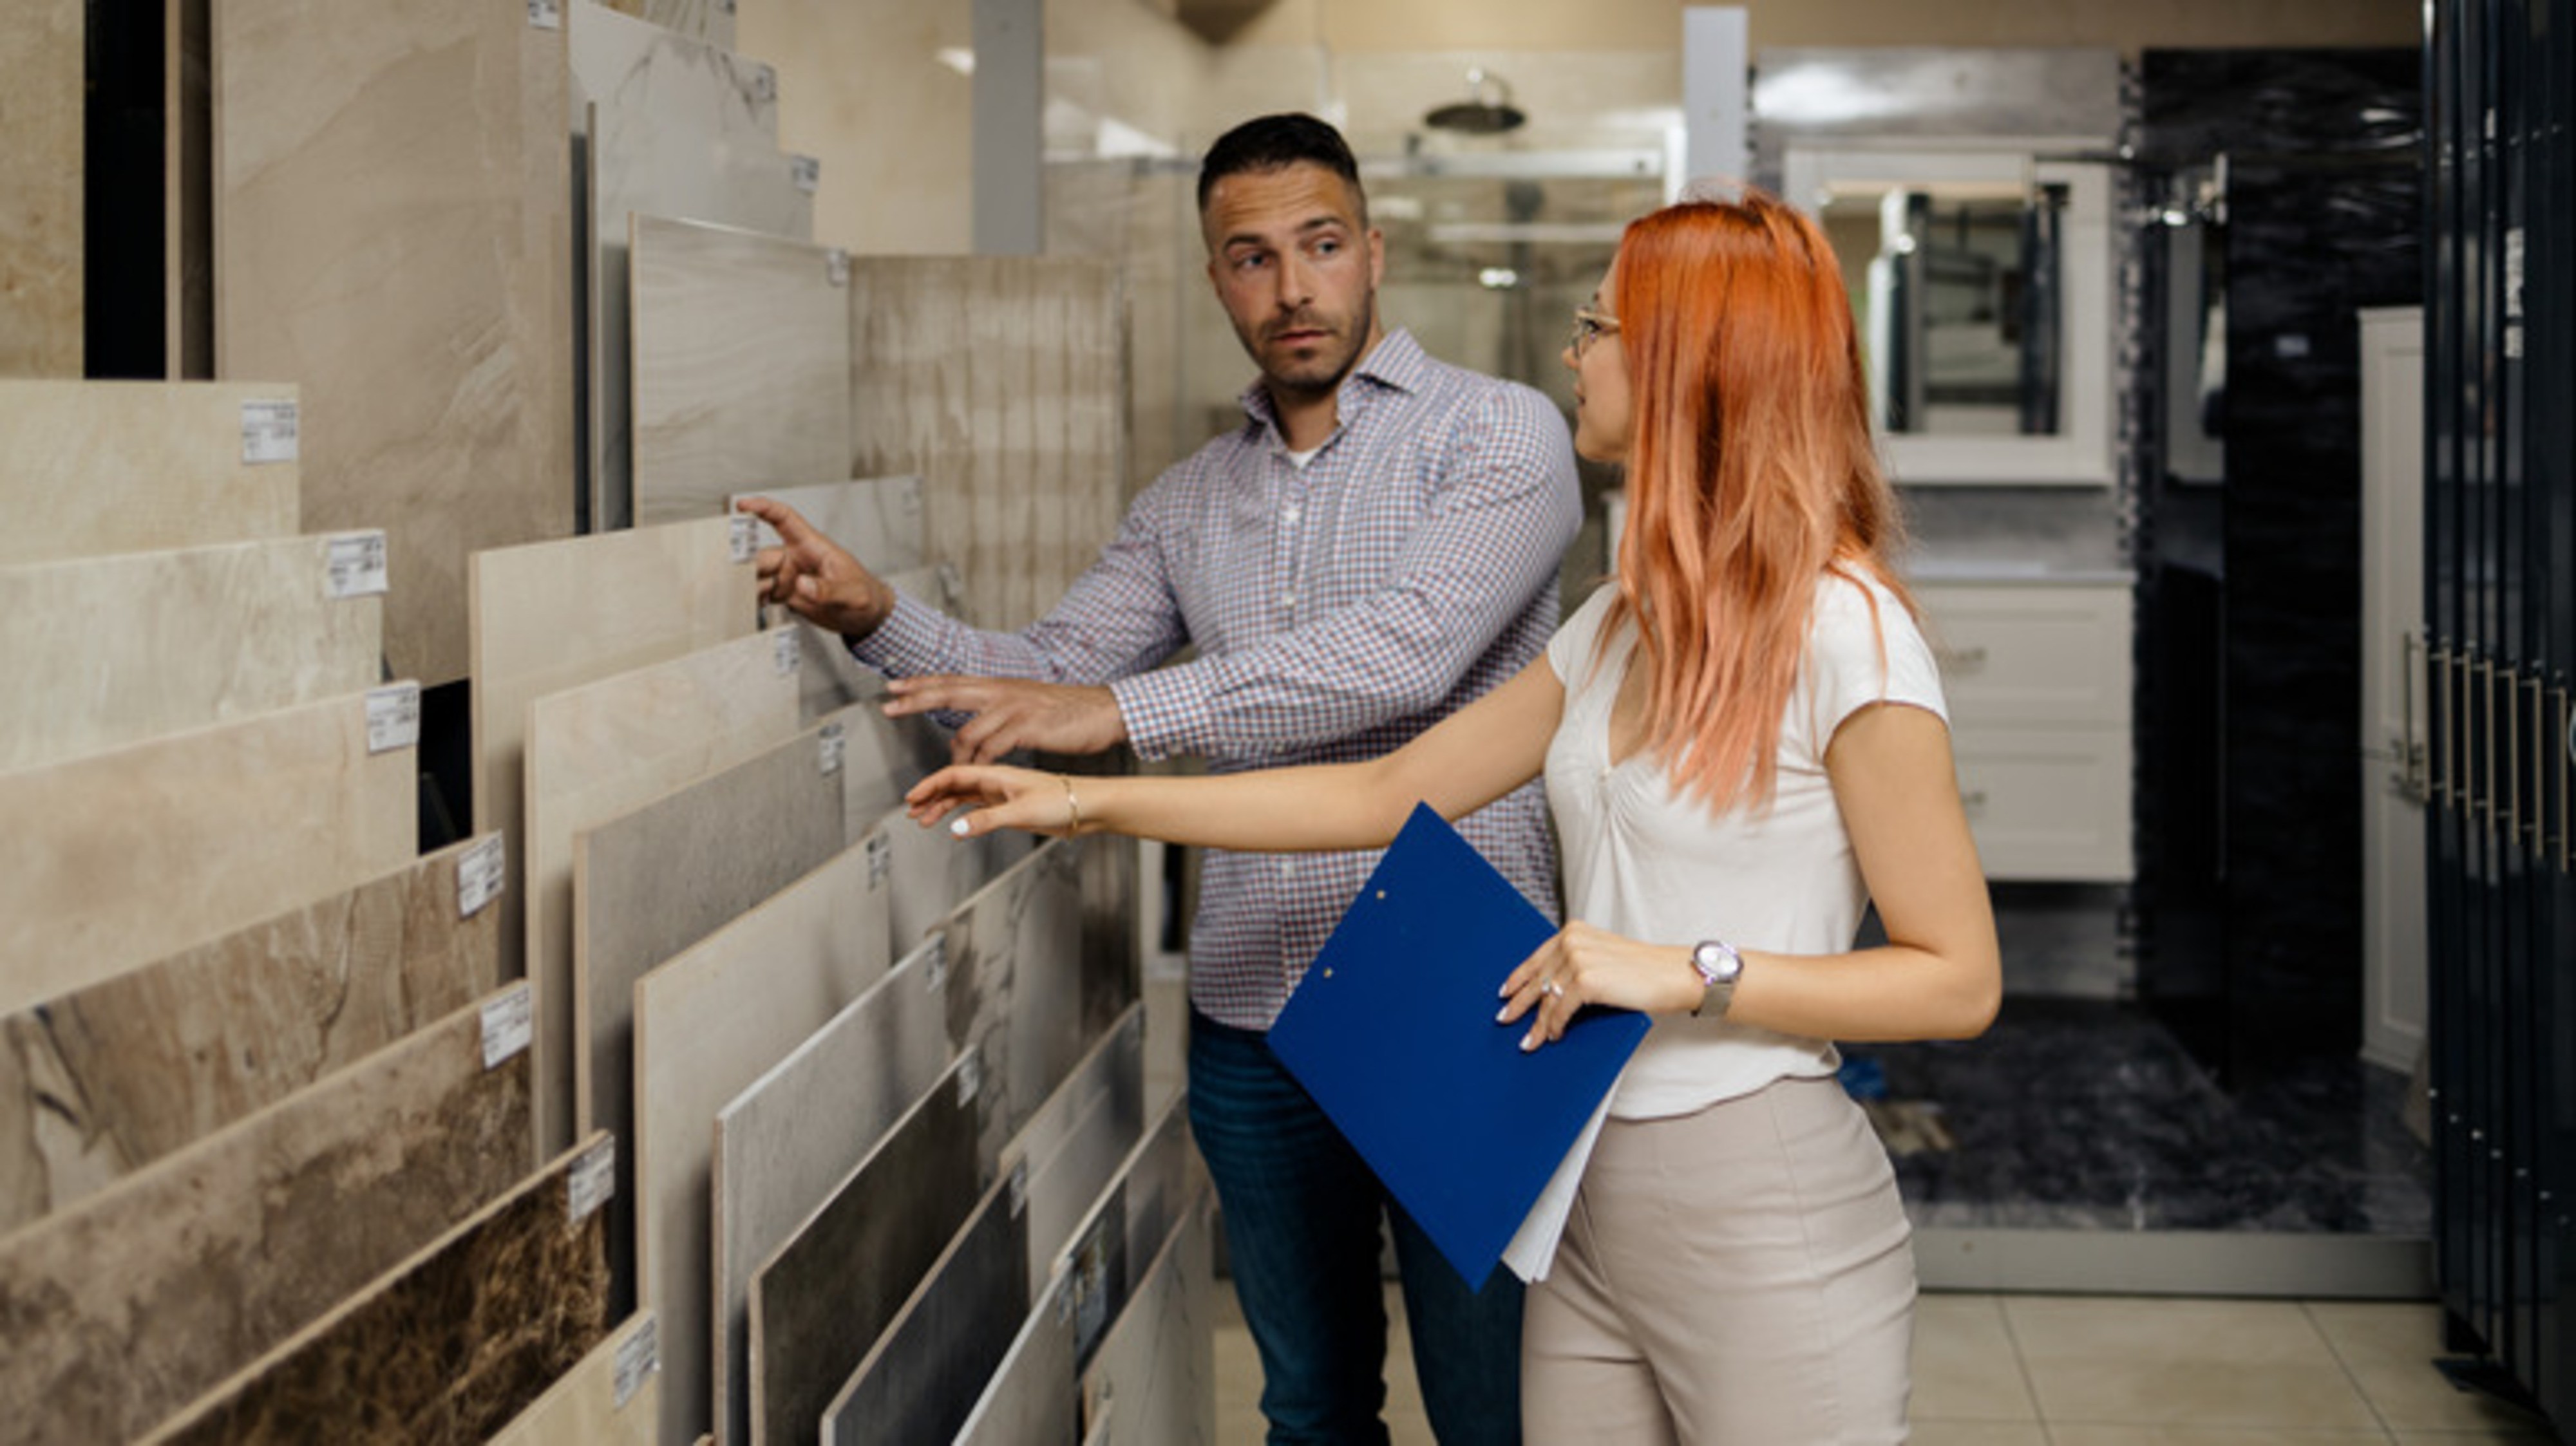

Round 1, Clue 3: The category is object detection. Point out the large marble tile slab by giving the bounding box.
[819,1168,1032,1446]
[0,987,536,1444]
[0,532,383,771]
[575,0,811,531]
[747,1051,990,1446]
[847,256,1126,632]
[468,513,755,982]
[0,0,80,377]
[214,0,576,684]
[597,0,734,48]
[630,213,851,527]
[141,1132,614,1446]
[711,934,953,1446]
[0,689,418,1022]
[0,380,299,565]
[523,623,801,1154]
[0,833,503,1235]
[1079,1190,1217,1446]
[630,840,894,1446]
[488,1310,661,1446]
[956,1270,1081,1446]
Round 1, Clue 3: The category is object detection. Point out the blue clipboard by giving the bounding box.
[1266,803,1652,1290]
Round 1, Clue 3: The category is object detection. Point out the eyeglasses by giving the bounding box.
[1567,307,1621,358]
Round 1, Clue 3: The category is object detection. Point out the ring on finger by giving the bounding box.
[1543,980,1565,999]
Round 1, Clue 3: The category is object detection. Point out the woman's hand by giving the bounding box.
[904,764,1083,838]
[1497,920,1705,1053]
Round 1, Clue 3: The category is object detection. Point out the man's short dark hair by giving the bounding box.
[1196,113,1366,220]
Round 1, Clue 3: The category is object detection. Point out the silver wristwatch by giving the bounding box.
[1689,939,1743,1018]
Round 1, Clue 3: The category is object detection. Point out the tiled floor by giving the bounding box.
[1213,1284,2559,1443]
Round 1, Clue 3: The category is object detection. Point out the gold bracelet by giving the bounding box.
[1060,775,1082,835]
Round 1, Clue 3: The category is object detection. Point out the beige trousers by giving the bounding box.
[1522,1074,1917,1444]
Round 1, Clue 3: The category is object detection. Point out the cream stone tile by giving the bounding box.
[487,1311,659,1446]
[2050,1429,2396,1445]
[2024,1356,2382,1431]
[2006,1295,2345,1368]
[215,0,576,682]
[0,0,80,377]
[2310,1300,2559,1436]
[2389,1429,2558,1443]
[1912,1424,2049,1446]
[597,0,732,48]
[0,380,299,565]
[1913,1291,2042,1422]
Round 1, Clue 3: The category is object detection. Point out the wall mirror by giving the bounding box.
[1782,143,2115,485]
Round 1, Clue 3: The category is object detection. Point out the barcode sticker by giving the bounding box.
[482,984,534,1069]
[774,628,801,676]
[826,249,849,287]
[957,1045,981,1104]
[820,722,847,776]
[730,513,759,563]
[792,155,820,193]
[568,1138,616,1223]
[866,831,892,887]
[458,836,507,919]
[925,935,949,993]
[527,0,562,28]
[612,1317,659,1409]
[325,531,389,599]
[365,684,422,754]
[240,400,298,463]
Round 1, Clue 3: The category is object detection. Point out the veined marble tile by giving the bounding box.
[140,1132,613,1446]
[951,838,1110,1140]
[630,213,851,527]
[522,623,800,1156]
[0,689,418,1023]
[956,1270,1081,1446]
[1080,1190,1217,1446]
[215,0,576,683]
[817,1163,1032,1446]
[0,532,383,771]
[468,513,756,986]
[0,989,535,1445]
[486,1310,661,1446]
[630,840,894,1446]
[847,256,1127,632]
[0,380,299,565]
[575,0,811,531]
[0,0,80,377]
[0,834,503,1235]
[597,0,734,48]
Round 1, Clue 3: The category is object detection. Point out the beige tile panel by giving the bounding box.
[214,0,576,683]
[0,988,535,1444]
[596,0,734,48]
[0,688,418,1023]
[0,833,502,1235]
[632,839,893,1446]
[728,474,929,574]
[522,621,799,1156]
[847,256,1127,632]
[630,213,851,527]
[486,1310,662,1446]
[0,532,383,771]
[0,380,299,565]
[2309,1300,2559,1435]
[1909,1291,2041,1423]
[0,0,80,377]
[140,1132,614,1446]
[1081,1189,1218,1446]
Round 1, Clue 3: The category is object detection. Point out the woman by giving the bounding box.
[904,188,2000,1443]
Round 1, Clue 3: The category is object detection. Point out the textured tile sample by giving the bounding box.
[575,0,811,531]
[950,839,1115,1140]
[214,0,577,684]
[956,1272,1079,1446]
[748,1053,989,1446]
[597,0,734,48]
[630,212,851,526]
[818,1170,1032,1446]
[0,532,383,771]
[847,256,1127,631]
[0,0,80,377]
[631,840,894,1446]
[1079,1194,1217,1446]
[0,689,418,1022]
[142,1132,614,1446]
[523,623,801,1155]
[0,988,536,1444]
[711,934,953,1446]
[486,1310,661,1446]
[0,834,504,1234]
[1056,1093,1204,1390]
[0,380,299,565]
[879,794,1024,951]
[468,512,755,982]
[1015,1008,1147,1300]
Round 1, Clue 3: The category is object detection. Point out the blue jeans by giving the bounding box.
[1189,1008,1524,1445]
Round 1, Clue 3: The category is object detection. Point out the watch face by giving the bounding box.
[1693,941,1738,986]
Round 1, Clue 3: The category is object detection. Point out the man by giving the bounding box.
[741,112,1578,1444]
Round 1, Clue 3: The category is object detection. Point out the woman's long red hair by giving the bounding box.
[1604,189,1913,812]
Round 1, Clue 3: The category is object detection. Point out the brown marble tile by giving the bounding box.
[0,0,80,377]
[0,380,299,565]
[0,990,536,1444]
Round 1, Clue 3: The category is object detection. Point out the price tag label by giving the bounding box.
[866,831,892,887]
[458,836,507,919]
[752,64,776,104]
[568,1137,617,1224]
[925,935,949,993]
[730,512,759,563]
[826,249,849,287]
[956,1044,981,1104]
[820,722,847,776]
[791,155,820,194]
[365,684,422,754]
[527,0,562,28]
[1007,1158,1029,1217]
[613,1316,660,1409]
[240,400,298,463]
[482,983,534,1069]
[773,628,801,676]
[325,531,389,599]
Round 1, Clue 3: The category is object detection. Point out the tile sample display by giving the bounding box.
[523,623,801,1154]
[630,213,851,527]
[748,1053,988,1446]
[142,1132,615,1446]
[1055,1094,1202,1386]
[631,841,895,1446]
[0,532,383,771]
[468,513,755,981]
[728,474,928,573]
[0,988,536,1444]
[487,1310,661,1446]
[949,839,1113,1139]
[597,0,734,48]
[848,256,1127,631]
[818,1169,1031,1446]
[710,935,952,1446]
[1080,1196,1217,1446]
[955,1272,1080,1446]
[879,794,1023,950]
[0,834,504,1234]
[0,0,80,377]
[214,0,577,684]
[0,380,299,565]
[1015,1008,1147,1300]
[0,689,418,1022]
[575,0,811,530]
